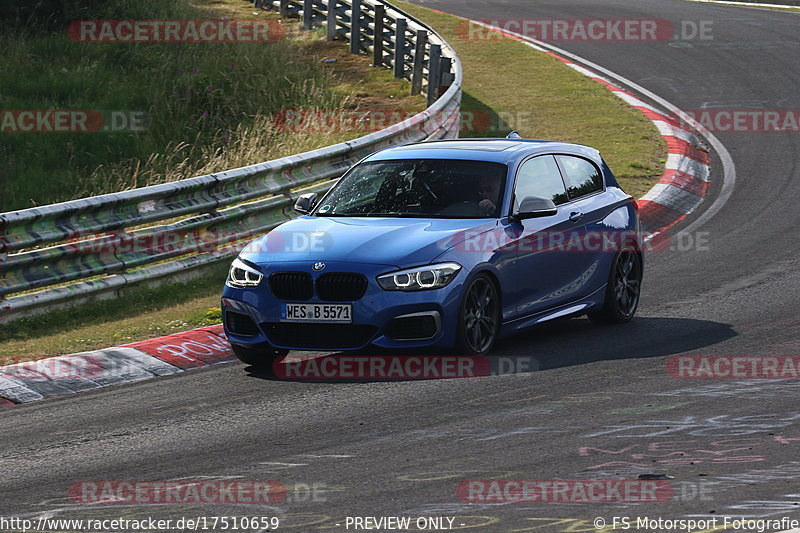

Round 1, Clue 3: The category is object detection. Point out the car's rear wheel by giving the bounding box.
[231,343,289,369]
[588,246,642,325]
[456,274,500,355]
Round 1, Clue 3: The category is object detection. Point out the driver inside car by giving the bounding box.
[478,175,502,215]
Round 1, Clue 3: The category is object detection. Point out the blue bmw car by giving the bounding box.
[221,135,643,365]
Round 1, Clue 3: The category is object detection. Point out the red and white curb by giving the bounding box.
[463,19,713,242]
[0,325,235,405]
[553,54,711,239]
[0,19,720,407]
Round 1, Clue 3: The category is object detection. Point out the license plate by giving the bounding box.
[281,303,352,323]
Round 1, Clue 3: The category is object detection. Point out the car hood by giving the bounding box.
[239,216,498,268]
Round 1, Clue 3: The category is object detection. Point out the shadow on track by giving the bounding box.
[244,316,736,383]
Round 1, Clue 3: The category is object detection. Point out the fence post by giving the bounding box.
[0,220,6,318]
[411,29,427,95]
[440,56,458,137]
[350,0,361,54]
[393,18,407,79]
[303,0,313,29]
[372,3,385,67]
[426,44,441,106]
[440,57,453,88]
[327,0,337,40]
[279,0,290,17]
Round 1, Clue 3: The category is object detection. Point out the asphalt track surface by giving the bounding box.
[3,1,800,531]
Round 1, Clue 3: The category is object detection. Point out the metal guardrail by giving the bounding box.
[0,0,462,322]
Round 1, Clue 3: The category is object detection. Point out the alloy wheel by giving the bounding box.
[463,277,499,354]
[614,250,641,318]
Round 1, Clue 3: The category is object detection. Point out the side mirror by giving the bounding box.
[294,192,318,215]
[513,196,557,220]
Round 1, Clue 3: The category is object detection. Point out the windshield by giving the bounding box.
[313,158,508,218]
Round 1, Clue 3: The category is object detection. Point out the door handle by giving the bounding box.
[569,211,584,222]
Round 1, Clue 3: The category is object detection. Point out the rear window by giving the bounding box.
[557,155,604,199]
[514,155,569,208]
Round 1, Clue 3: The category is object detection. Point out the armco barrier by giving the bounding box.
[0,0,462,322]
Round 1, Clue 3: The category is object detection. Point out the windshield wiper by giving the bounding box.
[359,212,432,218]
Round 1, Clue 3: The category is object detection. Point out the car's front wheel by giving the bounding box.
[231,343,289,369]
[456,273,500,355]
[588,246,642,325]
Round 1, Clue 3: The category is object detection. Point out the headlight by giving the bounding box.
[227,257,264,288]
[377,262,462,291]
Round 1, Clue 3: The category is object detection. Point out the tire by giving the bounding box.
[231,343,289,368]
[588,246,642,325]
[456,273,501,355]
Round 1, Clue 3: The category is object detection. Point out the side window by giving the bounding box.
[557,155,603,199]
[513,155,568,209]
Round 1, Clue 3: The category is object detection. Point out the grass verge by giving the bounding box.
[393,0,666,200]
[0,0,422,212]
[0,265,228,363]
[1,0,666,361]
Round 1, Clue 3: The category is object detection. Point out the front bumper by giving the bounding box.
[221,261,465,352]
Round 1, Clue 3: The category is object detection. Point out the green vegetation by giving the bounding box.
[1,0,666,360]
[393,0,666,200]
[0,0,421,211]
[0,265,228,362]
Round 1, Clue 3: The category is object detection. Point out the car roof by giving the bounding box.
[365,138,601,165]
